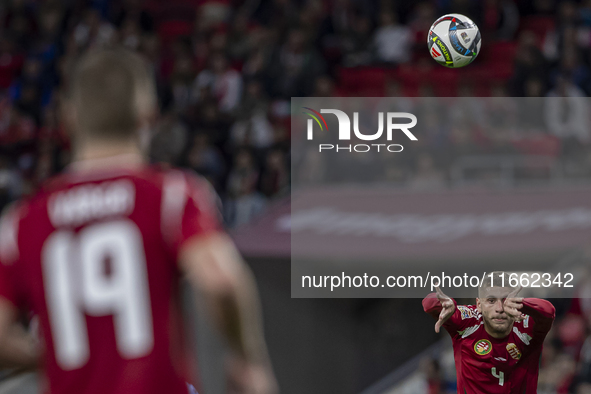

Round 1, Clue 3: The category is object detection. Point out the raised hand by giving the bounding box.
[434,286,455,333]
[503,286,525,322]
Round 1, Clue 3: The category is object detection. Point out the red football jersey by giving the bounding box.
[423,295,555,394]
[0,164,221,394]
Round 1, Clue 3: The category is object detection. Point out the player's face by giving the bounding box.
[477,287,513,337]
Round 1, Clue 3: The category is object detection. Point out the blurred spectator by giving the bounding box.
[225,148,266,228]
[170,50,196,113]
[111,0,155,33]
[312,75,336,96]
[408,2,436,53]
[267,28,326,98]
[511,31,548,96]
[373,12,412,64]
[408,152,446,190]
[9,56,45,118]
[543,1,579,62]
[194,52,242,113]
[483,0,519,41]
[229,113,274,151]
[518,77,547,131]
[254,0,299,31]
[0,154,22,207]
[236,78,270,119]
[259,148,289,198]
[186,133,225,191]
[227,12,253,63]
[340,13,374,67]
[242,27,275,81]
[524,76,546,97]
[0,101,35,146]
[150,110,189,165]
[0,37,24,91]
[550,42,590,91]
[421,357,443,394]
[72,8,116,49]
[4,0,36,48]
[297,146,327,185]
[538,352,576,393]
[190,100,231,147]
[545,76,590,144]
[119,18,142,51]
[14,81,41,124]
[196,0,231,32]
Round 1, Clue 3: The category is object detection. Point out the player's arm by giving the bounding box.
[0,206,39,371]
[422,287,457,333]
[0,298,39,370]
[504,295,555,334]
[179,232,277,394]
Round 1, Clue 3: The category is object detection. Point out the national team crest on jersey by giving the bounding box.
[458,305,478,320]
[474,339,492,355]
[507,343,521,360]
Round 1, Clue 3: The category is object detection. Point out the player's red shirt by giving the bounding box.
[0,163,221,394]
[423,294,555,394]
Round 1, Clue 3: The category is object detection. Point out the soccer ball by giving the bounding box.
[428,14,481,68]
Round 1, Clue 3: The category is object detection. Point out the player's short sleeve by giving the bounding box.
[0,260,19,308]
[424,294,482,336]
[161,170,222,256]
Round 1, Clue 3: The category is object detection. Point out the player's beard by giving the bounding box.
[483,315,513,337]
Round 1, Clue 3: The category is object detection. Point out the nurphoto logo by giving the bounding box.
[302,107,418,153]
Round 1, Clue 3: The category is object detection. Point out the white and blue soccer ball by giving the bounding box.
[428,13,481,68]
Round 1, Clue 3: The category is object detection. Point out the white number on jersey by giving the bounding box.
[43,220,154,370]
[491,367,505,386]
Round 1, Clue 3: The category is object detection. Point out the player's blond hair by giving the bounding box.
[68,48,156,141]
[478,271,517,298]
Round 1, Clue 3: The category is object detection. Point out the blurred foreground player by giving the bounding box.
[0,49,277,394]
[423,272,555,393]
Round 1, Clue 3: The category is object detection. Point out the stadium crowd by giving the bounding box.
[0,0,590,223]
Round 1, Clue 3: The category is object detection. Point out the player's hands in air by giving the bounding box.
[434,286,455,333]
[227,354,279,394]
[503,286,525,323]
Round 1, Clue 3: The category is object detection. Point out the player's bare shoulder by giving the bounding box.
[157,167,221,213]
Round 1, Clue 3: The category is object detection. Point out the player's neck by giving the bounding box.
[483,322,513,339]
[71,139,145,170]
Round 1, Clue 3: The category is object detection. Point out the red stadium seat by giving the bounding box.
[387,64,460,97]
[425,67,459,97]
[143,0,163,15]
[463,64,505,96]
[512,135,561,157]
[484,41,518,64]
[156,4,197,23]
[388,65,420,97]
[519,16,555,44]
[157,20,193,44]
[337,67,386,96]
